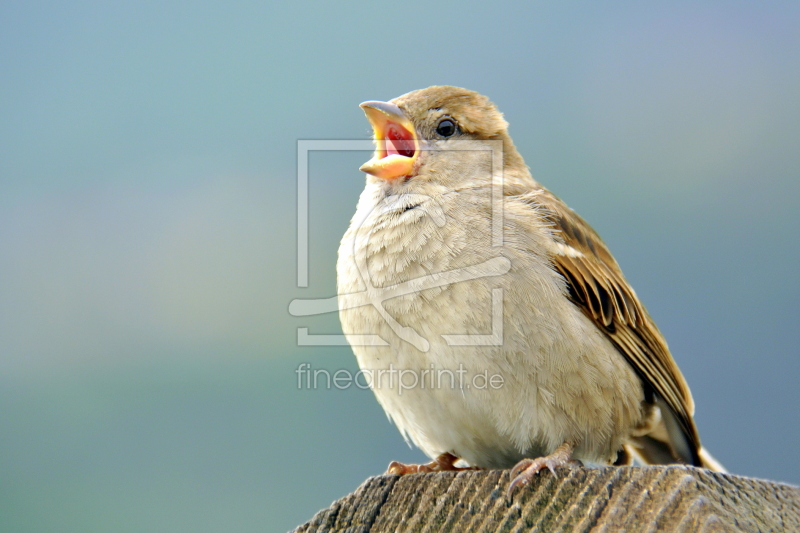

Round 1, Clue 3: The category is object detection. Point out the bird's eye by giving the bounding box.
[436,118,457,138]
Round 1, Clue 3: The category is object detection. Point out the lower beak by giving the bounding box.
[359,101,419,181]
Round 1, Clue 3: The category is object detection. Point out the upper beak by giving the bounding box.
[359,101,419,181]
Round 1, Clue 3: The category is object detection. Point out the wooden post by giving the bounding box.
[293,466,800,532]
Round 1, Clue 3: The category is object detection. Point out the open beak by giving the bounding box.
[359,101,419,181]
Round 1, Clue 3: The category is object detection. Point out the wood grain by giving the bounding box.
[292,466,800,532]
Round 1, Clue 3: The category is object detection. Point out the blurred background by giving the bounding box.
[1,1,799,531]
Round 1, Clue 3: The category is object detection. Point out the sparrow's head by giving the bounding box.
[359,86,527,187]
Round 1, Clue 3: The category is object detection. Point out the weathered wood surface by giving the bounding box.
[292,466,800,532]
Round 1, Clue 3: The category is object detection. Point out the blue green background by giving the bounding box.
[2,1,799,531]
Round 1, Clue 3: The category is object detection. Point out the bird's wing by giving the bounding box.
[523,188,701,464]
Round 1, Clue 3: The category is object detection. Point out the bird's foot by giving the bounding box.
[507,441,582,498]
[386,452,479,475]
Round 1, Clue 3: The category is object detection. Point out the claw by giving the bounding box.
[385,452,480,476]
[387,461,428,475]
[507,442,581,500]
[510,458,534,479]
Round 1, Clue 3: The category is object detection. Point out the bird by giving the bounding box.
[336,85,724,495]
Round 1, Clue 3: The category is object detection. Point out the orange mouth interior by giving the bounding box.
[359,101,419,181]
[381,122,416,159]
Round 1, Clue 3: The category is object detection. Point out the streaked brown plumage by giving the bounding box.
[533,188,703,467]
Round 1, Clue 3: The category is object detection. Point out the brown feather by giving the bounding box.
[525,188,702,465]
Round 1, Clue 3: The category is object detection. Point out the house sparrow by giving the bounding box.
[337,86,724,494]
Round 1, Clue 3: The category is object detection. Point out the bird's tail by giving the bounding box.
[622,439,726,472]
[697,446,726,472]
[620,396,726,473]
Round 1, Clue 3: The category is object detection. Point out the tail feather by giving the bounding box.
[623,397,725,472]
[623,439,726,472]
[698,446,727,473]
